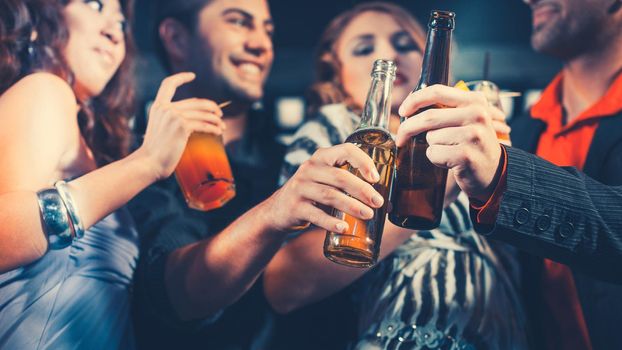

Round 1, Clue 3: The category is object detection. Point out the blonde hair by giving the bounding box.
[307,2,426,115]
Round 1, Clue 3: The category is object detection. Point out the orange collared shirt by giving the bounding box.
[532,71,622,169]
[474,69,622,223]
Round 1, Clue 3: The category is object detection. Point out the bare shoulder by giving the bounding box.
[0,72,79,135]
[0,73,80,176]
[1,72,76,110]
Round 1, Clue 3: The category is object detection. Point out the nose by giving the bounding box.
[245,28,272,57]
[101,19,123,45]
[377,41,400,63]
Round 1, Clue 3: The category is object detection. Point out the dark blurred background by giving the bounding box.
[132,0,562,130]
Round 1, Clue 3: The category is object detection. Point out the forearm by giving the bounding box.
[264,221,412,314]
[0,151,156,273]
[480,147,622,281]
[164,200,289,321]
[68,150,157,230]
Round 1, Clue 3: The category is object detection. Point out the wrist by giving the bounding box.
[128,147,163,184]
[256,192,303,237]
[472,144,507,204]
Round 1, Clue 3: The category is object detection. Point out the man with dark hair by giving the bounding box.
[395,0,622,348]
[129,0,367,348]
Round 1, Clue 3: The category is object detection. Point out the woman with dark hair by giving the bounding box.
[265,3,527,349]
[0,0,225,348]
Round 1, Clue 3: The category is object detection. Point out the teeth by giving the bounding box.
[239,63,261,75]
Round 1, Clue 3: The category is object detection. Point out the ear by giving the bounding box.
[159,18,192,69]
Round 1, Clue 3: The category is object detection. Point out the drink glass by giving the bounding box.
[175,132,236,211]
[465,80,510,141]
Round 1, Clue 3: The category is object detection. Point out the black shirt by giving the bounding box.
[129,106,358,350]
[128,107,285,349]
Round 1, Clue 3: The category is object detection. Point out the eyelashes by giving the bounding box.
[350,33,421,57]
[84,0,103,12]
[83,0,127,32]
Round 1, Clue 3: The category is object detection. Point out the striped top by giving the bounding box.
[281,103,528,350]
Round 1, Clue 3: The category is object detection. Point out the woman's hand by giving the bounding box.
[138,72,226,180]
[263,143,384,233]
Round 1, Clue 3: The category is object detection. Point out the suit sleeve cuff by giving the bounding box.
[470,144,508,226]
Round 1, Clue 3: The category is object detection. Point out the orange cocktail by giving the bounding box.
[175,132,235,211]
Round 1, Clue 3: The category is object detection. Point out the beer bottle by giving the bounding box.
[324,59,397,268]
[389,10,455,230]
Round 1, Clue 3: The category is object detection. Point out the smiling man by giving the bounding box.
[128,0,285,348]
[128,0,368,349]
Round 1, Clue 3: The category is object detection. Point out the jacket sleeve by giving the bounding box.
[472,146,622,283]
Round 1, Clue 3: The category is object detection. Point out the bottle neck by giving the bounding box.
[417,27,452,89]
[359,71,393,131]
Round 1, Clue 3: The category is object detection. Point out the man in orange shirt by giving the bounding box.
[395,0,622,348]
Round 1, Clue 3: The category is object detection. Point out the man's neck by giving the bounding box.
[561,33,622,123]
[222,109,248,146]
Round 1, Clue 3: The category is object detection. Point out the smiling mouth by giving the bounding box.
[231,59,264,80]
[93,48,114,66]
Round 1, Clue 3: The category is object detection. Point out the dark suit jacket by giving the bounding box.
[473,112,622,349]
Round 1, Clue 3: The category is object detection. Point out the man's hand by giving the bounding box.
[396,85,509,202]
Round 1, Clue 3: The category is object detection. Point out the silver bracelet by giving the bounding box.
[36,188,74,250]
[54,180,85,239]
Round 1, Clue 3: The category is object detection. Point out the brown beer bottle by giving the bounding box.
[389,10,455,230]
[324,59,397,268]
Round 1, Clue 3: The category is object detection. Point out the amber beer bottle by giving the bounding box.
[324,59,397,268]
[389,10,455,230]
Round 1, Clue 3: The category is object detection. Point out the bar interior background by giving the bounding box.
[132,0,560,135]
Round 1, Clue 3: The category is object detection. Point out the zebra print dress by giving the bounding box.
[281,104,528,350]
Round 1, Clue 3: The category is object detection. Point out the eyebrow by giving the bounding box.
[221,8,274,27]
[352,34,375,41]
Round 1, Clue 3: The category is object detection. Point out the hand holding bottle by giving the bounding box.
[396,84,508,202]
[263,143,384,234]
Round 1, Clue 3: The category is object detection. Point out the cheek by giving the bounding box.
[64,34,86,68]
[392,86,411,105]
[115,45,126,69]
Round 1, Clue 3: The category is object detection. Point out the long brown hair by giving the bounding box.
[307,2,426,115]
[0,0,136,166]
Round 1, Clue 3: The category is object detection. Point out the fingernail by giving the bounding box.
[361,207,374,219]
[371,169,380,182]
[335,222,347,233]
[372,194,384,207]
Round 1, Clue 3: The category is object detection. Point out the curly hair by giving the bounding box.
[307,2,426,116]
[0,0,136,166]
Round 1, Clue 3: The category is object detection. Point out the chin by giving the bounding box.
[75,73,113,99]
[392,89,410,106]
[230,83,264,103]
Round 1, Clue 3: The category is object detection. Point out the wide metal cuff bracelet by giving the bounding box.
[36,188,74,250]
[54,180,85,239]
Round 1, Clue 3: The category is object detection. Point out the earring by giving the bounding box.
[28,30,38,60]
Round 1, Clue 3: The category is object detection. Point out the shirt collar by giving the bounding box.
[531,69,622,134]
